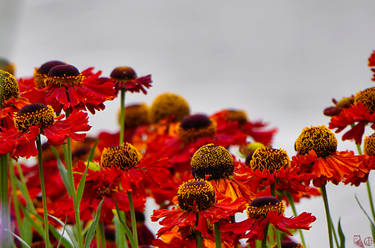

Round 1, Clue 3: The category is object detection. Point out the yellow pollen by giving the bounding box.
[295,125,337,158]
[0,70,19,105]
[246,201,285,219]
[14,104,54,132]
[191,144,234,179]
[100,143,141,170]
[177,179,215,212]
[177,120,217,143]
[149,92,190,123]
[364,133,375,156]
[354,87,375,113]
[33,69,49,89]
[45,74,84,87]
[250,147,290,172]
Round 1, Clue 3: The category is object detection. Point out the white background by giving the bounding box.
[1,0,375,247]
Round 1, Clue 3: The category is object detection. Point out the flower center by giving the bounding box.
[247,196,285,219]
[96,184,113,198]
[336,96,354,109]
[46,64,83,87]
[240,142,265,165]
[14,103,55,132]
[34,60,66,88]
[0,70,19,105]
[177,179,215,211]
[150,92,190,123]
[110,66,137,81]
[295,125,337,158]
[354,87,375,113]
[191,144,234,179]
[226,109,248,124]
[249,147,290,172]
[119,103,150,129]
[177,114,216,143]
[0,58,15,75]
[364,133,375,156]
[100,143,141,170]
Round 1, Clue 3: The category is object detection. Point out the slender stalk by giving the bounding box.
[195,230,203,248]
[119,88,126,145]
[36,135,50,248]
[9,159,23,246]
[355,144,375,223]
[321,185,334,248]
[270,183,276,196]
[127,190,138,248]
[0,154,10,247]
[286,193,306,247]
[261,223,269,248]
[214,222,222,248]
[97,222,106,248]
[275,228,282,248]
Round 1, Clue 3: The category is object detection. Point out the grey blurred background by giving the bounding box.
[2,0,375,246]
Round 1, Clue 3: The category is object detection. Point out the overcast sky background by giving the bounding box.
[1,0,375,247]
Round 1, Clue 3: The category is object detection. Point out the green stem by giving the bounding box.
[195,230,203,248]
[0,154,10,247]
[36,135,50,248]
[214,222,222,248]
[275,227,282,248]
[286,193,306,247]
[270,183,276,196]
[321,185,334,248]
[261,223,268,248]
[97,222,106,248]
[127,190,138,248]
[119,88,126,145]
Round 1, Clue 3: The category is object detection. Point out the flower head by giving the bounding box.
[46,64,84,87]
[177,179,216,211]
[119,103,150,129]
[14,103,55,132]
[191,144,234,179]
[0,58,15,75]
[34,60,66,88]
[177,114,216,143]
[250,147,290,172]
[150,92,190,123]
[247,196,285,219]
[110,66,152,94]
[0,70,19,106]
[364,133,375,156]
[295,126,337,158]
[100,143,141,170]
[354,87,375,113]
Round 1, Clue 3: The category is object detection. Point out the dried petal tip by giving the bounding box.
[37,60,65,75]
[295,125,337,158]
[110,66,137,81]
[0,69,19,104]
[191,144,234,179]
[247,196,285,219]
[177,179,215,211]
[14,103,55,132]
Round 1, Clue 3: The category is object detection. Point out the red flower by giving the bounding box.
[110,66,152,95]
[369,50,375,81]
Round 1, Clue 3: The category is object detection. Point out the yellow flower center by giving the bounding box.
[149,92,190,123]
[34,60,66,88]
[118,103,150,129]
[191,144,234,179]
[45,64,84,87]
[354,87,375,113]
[110,66,137,82]
[226,109,248,124]
[295,125,337,158]
[0,70,19,106]
[0,58,15,75]
[177,179,215,212]
[335,96,354,109]
[364,133,375,156]
[250,147,290,172]
[177,114,217,143]
[246,196,285,219]
[100,143,141,170]
[14,103,55,132]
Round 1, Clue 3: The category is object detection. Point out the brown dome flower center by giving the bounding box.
[177,114,216,143]
[250,147,290,172]
[100,143,141,170]
[149,92,190,123]
[247,196,285,219]
[0,70,19,106]
[191,144,234,179]
[45,64,83,87]
[295,125,337,158]
[37,60,66,75]
[364,133,375,156]
[226,109,248,124]
[14,103,55,132]
[119,103,150,129]
[177,179,215,212]
[110,66,137,81]
[0,58,15,75]
[354,87,375,113]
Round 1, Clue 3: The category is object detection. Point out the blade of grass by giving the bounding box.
[84,199,104,248]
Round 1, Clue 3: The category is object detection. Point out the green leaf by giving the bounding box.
[51,146,73,196]
[114,200,136,246]
[355,195,375,228]
[20,217,33,246]
[48,214,77,248]
[337,218,345,248]
[76,163,89,206]
[6,229,31,248]
[84,199,104,248]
